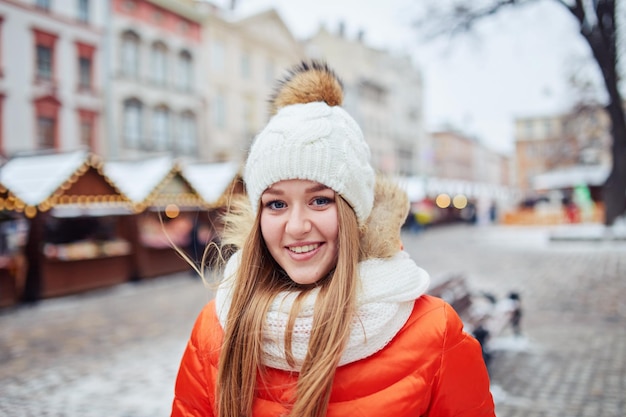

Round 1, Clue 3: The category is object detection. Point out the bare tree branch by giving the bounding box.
[413,0,626,224]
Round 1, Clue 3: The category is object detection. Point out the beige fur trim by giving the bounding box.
[361,176,410,260]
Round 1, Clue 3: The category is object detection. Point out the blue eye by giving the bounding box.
[312,197,332,206]
[266,200,286,210]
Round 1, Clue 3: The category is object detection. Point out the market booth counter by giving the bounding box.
[0,151,135,301]
[39,209,133,297]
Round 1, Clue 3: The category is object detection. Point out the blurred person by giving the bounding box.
[563,196,580,223]
[171,61,495,417]
[489,202,498,223]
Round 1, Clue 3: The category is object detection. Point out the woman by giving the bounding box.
[171,61,495,417]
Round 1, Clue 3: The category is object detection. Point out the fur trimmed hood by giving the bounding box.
[220,175,409,261]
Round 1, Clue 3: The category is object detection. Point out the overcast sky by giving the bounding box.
[213,0,599,154]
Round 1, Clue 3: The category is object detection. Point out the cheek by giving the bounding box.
[321,210,340,242]
[260,214,279,244]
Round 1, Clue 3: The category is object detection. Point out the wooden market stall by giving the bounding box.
[503,165,608,225]
[0,183,29,307]
[181,161,244,267]
[105,157,242,279]
[0,151,135,301]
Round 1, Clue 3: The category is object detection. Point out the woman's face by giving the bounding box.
[260,179,339,286]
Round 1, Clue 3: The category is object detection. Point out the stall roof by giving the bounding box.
[532,165,610,190]
[104,156,174,205]
[144,168,206,209]
[0,150,130,217]
[0,150,90,206]
[181,161,242,206]
[0,150,131,216]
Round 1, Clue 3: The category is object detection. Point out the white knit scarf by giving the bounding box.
[215,250,430,371]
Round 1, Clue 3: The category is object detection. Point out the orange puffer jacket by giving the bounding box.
[171,295,495,417]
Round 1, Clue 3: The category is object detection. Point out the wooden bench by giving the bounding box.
[428,273,522,368]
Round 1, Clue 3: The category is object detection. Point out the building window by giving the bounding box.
[178,50,192,91]
[151,42,167,86]
[524,121,534,139]
[152,106,170,150]
[543,120,552,138]
[240,51,251,79]
[34,95,60,150]
[213,92,226,129]
[242,95,255,139]
[76,42,95,91]
[121,31,139,78]
[33,29,57,82]
[77,0,89,23]
[36,0,51,11]
[36,45,52,80]
[80,119,93,147]
[179,111,196,154]
[123,98,142,148]
[211,40,225,72]
[77,109,96,149]
[79,57,91,88]
[37,117,55,148]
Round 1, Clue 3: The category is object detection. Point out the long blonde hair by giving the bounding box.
[217,195,361,417]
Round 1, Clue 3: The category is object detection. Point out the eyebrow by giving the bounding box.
[263,183,331,196]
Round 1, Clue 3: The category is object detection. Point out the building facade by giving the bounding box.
[430,130,475,181]
[0,0,106,156]
[514,105,611,194]
[514,114,571,192]
[201,7,304,162]
[429,129,513,222]
[1,0,514,185]
[305,25,428,176]
[106,0,205,161]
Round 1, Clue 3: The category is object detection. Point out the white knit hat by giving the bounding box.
[244,62,375,224]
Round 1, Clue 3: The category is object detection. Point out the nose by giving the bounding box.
[285,205,312,236]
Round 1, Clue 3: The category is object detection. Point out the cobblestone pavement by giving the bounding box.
[1,224,625,417]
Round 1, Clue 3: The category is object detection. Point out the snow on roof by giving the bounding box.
[532,165,609,190]
[104,156,175,204]
[0,150,90,206]
[181,161,241,204]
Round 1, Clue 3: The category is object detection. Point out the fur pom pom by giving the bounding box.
[269,61,344,115]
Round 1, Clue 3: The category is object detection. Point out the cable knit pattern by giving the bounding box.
[244,101,375,225]
[215,250,431,371]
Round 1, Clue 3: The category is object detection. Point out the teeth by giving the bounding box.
[289,244,319,254]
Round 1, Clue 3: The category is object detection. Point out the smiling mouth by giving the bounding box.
[288,244,320,254]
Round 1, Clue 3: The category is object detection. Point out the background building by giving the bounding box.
[201,7,304,162]
[305,24,428,176]
[0,0,106,156]
[508,105,613,224]
[514,105,611,195]
[430,130,513,222]
[106,0,205,161]
[0,0,511,192]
